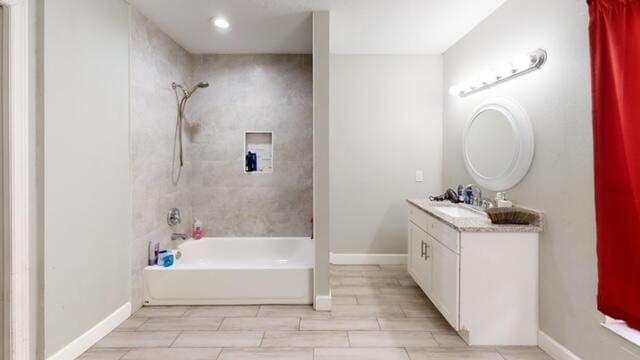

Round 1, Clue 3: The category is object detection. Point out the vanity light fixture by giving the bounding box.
[211,17,230,29]
[449,49,547,97]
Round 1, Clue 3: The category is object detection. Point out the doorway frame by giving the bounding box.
[1,0,30,359]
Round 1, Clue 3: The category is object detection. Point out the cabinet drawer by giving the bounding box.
[425,215,460,254]
[408,205,429,232]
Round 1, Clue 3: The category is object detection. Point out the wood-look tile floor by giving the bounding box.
[80,264,552,360]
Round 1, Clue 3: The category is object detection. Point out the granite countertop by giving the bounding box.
[407,198,544,233]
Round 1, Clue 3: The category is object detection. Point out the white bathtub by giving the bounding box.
[143,237,314,305]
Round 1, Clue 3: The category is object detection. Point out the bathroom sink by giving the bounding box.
[433,206,482,218]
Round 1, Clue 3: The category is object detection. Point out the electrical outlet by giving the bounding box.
[415,170,424,182]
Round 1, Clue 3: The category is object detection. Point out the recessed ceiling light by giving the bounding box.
[212,17,230,29]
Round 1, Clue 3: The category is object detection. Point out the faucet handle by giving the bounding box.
[167,208,181,226]
[480,199,495,210]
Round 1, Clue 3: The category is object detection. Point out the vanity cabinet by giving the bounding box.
[408,221,431,293]
[407,202,540,346]
[408,205,459,329]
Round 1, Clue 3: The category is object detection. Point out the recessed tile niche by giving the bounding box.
[244,131,273,174]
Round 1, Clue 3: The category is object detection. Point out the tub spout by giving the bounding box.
[171,233,189,241]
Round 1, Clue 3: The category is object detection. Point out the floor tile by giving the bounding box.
[219,317,300,330]
[432,334,467,346]
[132,306,189,318]
[356,294,429,305]
[185,305,259,318]
[94,331,179,348]
[173,331,263,348]
[332,277,400,286]
[331,265,382,271]
[379,265,409,272]
[115,318,147,331]
[257,305,330,318]
[378,318,452,332]
[261,331,349,347]
[331,304,405,318]
[90,264,550,360]
[360,270,411,279]
[378,287,424,295]
[399,279,419,287]
[348,331,438,347]
[401,304,441,318]
[406,347,504,360]
[330,269,363,277]
[78,348,130,360]
[122,348,222,360]
[138,317,223,331]
[218,348,313,360]
[332,296,358,305]
[300,318,379,331]
[331,286,380,296]
[315,347,410,360]
[497,347,553,360]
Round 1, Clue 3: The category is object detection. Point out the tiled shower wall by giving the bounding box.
[189,55,313,237]
[130,12,313,309]
[130,9,194,309]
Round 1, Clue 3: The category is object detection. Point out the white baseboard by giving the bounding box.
[314,294,332,312]
[330,252,407,265]
[47,302,131,360]
[538,331,582,360]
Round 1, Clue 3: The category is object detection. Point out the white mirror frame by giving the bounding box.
[462,97,535,191]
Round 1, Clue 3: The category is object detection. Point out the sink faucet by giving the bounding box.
[464,184,496,211]
[171,233,189,241]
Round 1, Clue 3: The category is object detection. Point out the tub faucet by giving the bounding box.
[171,233,189,241]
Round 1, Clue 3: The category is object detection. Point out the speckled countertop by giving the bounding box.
[407,198,544,233]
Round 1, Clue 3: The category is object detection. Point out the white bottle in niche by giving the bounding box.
[495,192,513,208]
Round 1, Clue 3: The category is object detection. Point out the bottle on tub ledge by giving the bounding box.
[148,241,175,267]
[193,218,204,240]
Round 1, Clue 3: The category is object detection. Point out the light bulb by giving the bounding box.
[212,17,230,29]
[513,54,533,72]
[480,70,495,85]
[469,77,483,90]
[449,86,460,96]
[458,81,471,93]
[496,62,514,79]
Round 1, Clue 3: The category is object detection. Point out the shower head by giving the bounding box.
[187,81,209,97]
[172,81,209,98]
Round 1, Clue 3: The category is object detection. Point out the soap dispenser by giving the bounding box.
[495,192,513,208]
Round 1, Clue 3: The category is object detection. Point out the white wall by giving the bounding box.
[43,0,130,356]
[330,55,442,254]
[443,0,640,358]
[0,7,4,357]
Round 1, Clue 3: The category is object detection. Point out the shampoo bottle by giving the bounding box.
[193,218,204,240]
[148,240,160,266]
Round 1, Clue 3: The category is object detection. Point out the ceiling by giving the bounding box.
[130,0,508,54]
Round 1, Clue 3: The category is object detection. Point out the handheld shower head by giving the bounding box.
[187,81,209,97]
[172,80,210,168]
[172,81,209,98]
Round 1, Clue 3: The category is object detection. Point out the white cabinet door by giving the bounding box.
[407,221,424,288]
[430,234,460,329]
[408,221,431,295]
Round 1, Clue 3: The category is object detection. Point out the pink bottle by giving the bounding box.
[193,218,204,240]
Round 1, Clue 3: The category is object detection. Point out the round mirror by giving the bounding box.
[463,97,534,191]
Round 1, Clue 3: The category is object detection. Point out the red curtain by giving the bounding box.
[589,0,640,329]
